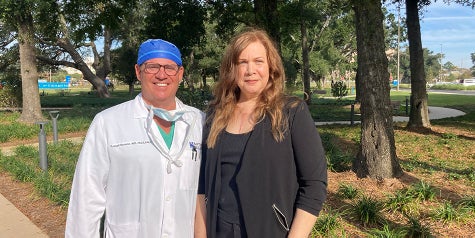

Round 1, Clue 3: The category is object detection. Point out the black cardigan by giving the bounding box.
[198,98,327,238]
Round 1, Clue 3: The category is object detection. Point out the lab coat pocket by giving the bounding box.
[272,203,290,232]
[106,222,140,238]
[179,148,201,190]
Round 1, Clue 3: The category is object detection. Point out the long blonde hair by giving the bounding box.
[206,28,287,148]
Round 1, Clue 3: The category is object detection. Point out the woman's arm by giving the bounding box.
[194,194,207,238]
[288,208,318,238]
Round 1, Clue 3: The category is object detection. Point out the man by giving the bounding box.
[65,39,205,237]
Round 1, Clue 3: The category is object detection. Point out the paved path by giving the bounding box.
[0,106,467,236]
[0,193,49,237]
[315,106,466,125]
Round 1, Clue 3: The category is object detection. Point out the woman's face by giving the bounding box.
[236,41,269,101]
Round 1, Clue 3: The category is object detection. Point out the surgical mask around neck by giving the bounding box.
[151,107,187,122]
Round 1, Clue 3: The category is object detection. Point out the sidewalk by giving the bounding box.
[315,106,466,125]
[0,106,467,236]
[0,193,49,237]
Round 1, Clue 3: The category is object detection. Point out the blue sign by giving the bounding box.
[38,82,69,89]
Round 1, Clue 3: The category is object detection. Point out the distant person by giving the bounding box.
[66,39,205,237]
[196,28,327,237]
[104,76,111,86]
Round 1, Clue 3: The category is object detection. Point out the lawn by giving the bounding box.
[0,88,474,237]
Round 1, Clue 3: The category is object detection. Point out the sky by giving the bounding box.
[391,2,475,69]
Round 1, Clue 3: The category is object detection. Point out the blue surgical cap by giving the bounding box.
[137,39,182,66]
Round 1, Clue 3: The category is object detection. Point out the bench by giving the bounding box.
[390,100,401,113]
[313,89,327,95]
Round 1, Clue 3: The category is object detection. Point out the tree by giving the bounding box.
[140,0,207,90]
[254,0,280,50]
[471,53,475,76]
[351,0,403,179]
[34,0,138,98]
[0,0,44,123]
[405,0,430,128]
[280,0,355,103]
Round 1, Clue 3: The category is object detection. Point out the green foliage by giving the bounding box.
[331,81,349,99]
[176,85,212,111]
[368,224,406,238]
[0,86,21,108]
[349,195,384,226]
[319,132,353,172]
[0,141,81,208]
[337,183,360,199]
[431,201,467,223]
[405,216,433,238]
[458,195,475,211]
[110,46,137,86]
[141,0,206,56]
[312,211,342,237]
[0,121,38,143]
[385,189,419,216]
[407,181,437,202]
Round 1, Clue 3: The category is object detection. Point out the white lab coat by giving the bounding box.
[65,94,205,238]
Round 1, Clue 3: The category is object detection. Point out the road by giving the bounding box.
[394,88,475,96]
[428,89,475,96]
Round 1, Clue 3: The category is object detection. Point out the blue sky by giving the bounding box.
[400,2,475,69]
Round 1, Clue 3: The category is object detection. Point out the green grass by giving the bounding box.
[1,88,474,236]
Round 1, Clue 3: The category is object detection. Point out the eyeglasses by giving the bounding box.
[142,63,181,76]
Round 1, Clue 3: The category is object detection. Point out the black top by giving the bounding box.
[217,130,251,224]
[199,97,328,238]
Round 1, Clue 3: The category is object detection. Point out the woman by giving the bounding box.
[196,28,327,238]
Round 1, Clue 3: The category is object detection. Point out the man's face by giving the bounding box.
[135,58,183,109]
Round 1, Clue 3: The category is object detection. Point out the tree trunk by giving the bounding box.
[91,27,113,81]
[17,12,44,123]
[300,1,311,104]
[128,83,135,98]
[352,0,403,179]
[406,0,430,128]
[56,38,110,98]
[254,0,280,52]
[56,13,109,98]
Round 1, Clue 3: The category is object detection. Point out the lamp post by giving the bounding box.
[49,110,60,143]
[36,121,49,171]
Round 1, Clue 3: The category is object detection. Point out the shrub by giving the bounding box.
[349,195,384,226]
[458,195,475,211]
[337,183,360,199]
[432,201,468,223]
[385,189,419,216]
[405,216,433,238]
[331,80,348,99]
[312,212,342,236]
[368,224,406,238]
[407,181,437,201]
[0,86,21,108]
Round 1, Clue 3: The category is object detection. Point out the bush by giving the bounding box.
[331,80,348,99]
[0,85,21,108]
[176,85,212,111]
